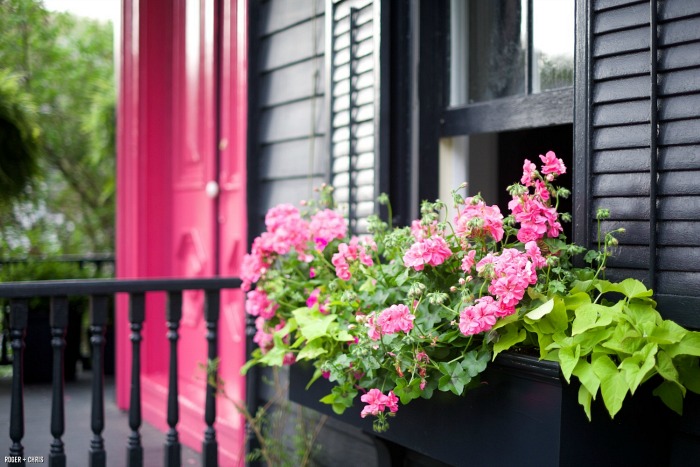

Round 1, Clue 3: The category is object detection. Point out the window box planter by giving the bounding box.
[289,352,676,466]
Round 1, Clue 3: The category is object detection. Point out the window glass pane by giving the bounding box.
[450,0,526,106]
[532,0,574,93]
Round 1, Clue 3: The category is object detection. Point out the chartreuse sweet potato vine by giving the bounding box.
[240,151,700,432]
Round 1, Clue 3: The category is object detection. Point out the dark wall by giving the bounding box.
[248,0,328,237]
[585,0,700,328]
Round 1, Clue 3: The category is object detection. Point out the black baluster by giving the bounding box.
[50,296,69,467]
[164,291,182,467]
[127,293,145,467]
[202,289,219,467]
[9,299,28,465]
[89,295,108,467]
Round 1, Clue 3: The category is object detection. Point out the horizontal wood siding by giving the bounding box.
[253,0,327,228]
[589,0,700,327]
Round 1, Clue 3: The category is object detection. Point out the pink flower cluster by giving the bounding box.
[403,235,452,271]
[410,219,438,240]
[241,204,348,291]
[332,237,376,280]
[309,209,348,250]
[360,388,399,418]
[460,243,546,336]
[454,197,504,242]
[306,288,329,315]
[510,152,565,243]
[366,304,415,341]
[245,289,279,320]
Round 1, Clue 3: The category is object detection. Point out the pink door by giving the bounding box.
[117,0,247,464]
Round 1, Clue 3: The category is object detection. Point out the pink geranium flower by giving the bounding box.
[539,151,566,176]
[309,209,348,250]
[360,389,399,418]
[454,197,504,242]
[245,289,279,320]
[459,296,499,336]
[403,236,452,271]
[376,304,415,335]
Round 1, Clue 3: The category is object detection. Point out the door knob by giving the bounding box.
[205,180,219,198]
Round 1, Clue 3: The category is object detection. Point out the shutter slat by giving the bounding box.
[659,94,700,121]
[659,2,700,22]
[592,124,650,149]
[659,119,700,146]
[593,100,650,127]
[659,222,700,246]
[658,68,700,96]
[659,145,700,171]
[593,76,649,103]
[592,148,650,173]
[659,42,700,71]
[593,51,650,80]
[594,2,649,35]
[658,16,700,47]
[658,196,700,220]
[593,26,649,57]
[659,171,700,196]
[592,197,650,220]
[592,173,650,197]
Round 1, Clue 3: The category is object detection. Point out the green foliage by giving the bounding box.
[0,0,115,255]
[0,69,40,201]
[242,153,700,432]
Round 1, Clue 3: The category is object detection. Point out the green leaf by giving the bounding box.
[649,320,687,345]
[653,381,684,416]
[592,354,629,418]
[623,301,659,330]
[601,321,642,355]
[558,344,581,383]
[571,302,621,336]
[296,342,328,361]
[597,278,653,299]
[666,332,700,358]
[564,292,591,311]
[438,362,471,395]
[293,307,336,342]
[578,384,594,421]
[492,324,526,359]
[259,346,287,367]
[525,298,553,320]
[572,359,600,398]
[462,350,490,377]
[655,350,681,388]
[394,377,422,404]
[619,343,658,394]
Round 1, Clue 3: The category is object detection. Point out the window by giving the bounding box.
[436,0,575,226]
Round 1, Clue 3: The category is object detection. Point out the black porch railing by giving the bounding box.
[0,276,241,467]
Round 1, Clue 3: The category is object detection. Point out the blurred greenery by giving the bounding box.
[0,0,115,257]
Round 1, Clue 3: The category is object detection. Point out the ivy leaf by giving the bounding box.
[558,344,581,383]
[573,359,600,398]
[259,346,287,367]
[438,361,471,395]
[655,350,682,389]
[293,307,336,342]
[564,292,591,311]
[649,320,687,345]
[592,354,629,418]
[619,343,658,394]
[622,301,659,330]
[572,302,621,336]
[653,381,684,416]
[525,298,553,320]
[666,331,700,358]
[601,321,642,355]
[492,324,526,359]
[462,350,490,377]
[297,341,328,361]
[394,377,422,404]
[578,384,594,421]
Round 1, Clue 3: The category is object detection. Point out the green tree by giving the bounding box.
[0,0,115,256]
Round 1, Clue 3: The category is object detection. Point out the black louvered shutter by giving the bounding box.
[326,0,386,233]
[587,0,700,327]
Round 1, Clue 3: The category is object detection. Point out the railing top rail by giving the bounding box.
[0,276,242,299]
